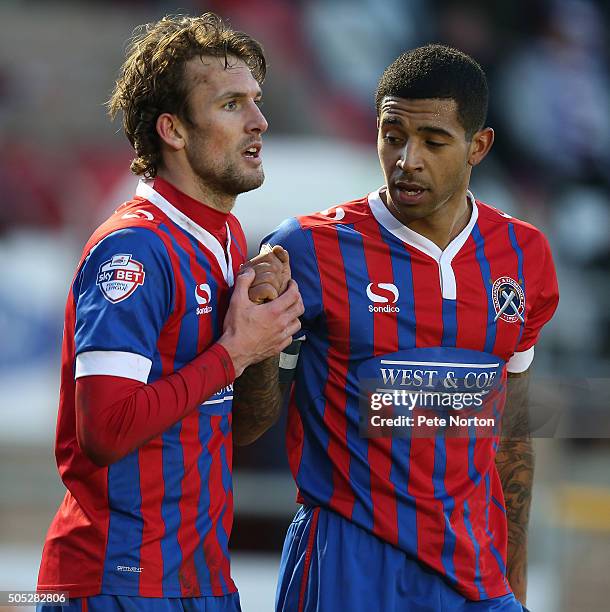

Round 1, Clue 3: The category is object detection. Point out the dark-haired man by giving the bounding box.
[260,45,557,611]
[36,13,302,612]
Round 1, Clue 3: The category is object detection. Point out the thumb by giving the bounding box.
[234,266,255,298]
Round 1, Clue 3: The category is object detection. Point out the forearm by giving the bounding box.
[232,355,282,446]
[497,369,533,605]
[76,343,234,466]
[495,437,534,605]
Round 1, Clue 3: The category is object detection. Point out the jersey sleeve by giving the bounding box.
[507,233,559,373]
[262,217,324,335]
[73,227,174,383]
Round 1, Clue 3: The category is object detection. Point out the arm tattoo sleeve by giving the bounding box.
[232,355,282,446]
[496,369,534,606]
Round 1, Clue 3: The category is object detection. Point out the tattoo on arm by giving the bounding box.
[232,355,282,446]
[496,370,534,605]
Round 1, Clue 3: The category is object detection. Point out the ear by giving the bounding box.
[468,127,494,167]
[156,113,186,151]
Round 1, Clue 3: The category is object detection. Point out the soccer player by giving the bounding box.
[256,45,558,611]
[36,13,303,612]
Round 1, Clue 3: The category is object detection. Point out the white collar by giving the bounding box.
[136,179,234,286]
[368,187,479,300]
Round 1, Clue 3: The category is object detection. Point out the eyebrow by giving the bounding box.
[417,126,455,139]
[215,90,262,102]
[380,117,455,139]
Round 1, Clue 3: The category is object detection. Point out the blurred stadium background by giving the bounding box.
[0,0,609,610]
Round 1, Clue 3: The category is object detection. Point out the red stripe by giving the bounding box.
[359,216,399,545]
[298,508,320,612]
[410,249,443,348]
[455,237,488,351]
[310,226,355,518]
[286,385,304,486]
[81,597,88,612]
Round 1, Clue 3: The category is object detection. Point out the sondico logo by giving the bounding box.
[366,283,400,313]
[195,283,212,315]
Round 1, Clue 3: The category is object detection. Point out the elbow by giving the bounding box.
[77,429,120,467]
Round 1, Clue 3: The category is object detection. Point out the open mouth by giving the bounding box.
[396,181,427,196]
[243,143,262,159]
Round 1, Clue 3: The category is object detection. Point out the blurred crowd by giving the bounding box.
[0,0,608,377]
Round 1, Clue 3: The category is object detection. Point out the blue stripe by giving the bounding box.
[216,415,233,593]
[507,223,526,345]
[102,453,143,591]
[471,224,496,353]
[433,435,457,581]
[491,496,507,514]
[229,227,245,259]
[484,474,509,584]
[160,422,184,594]
[463,500,487,599]
[194,413,213,589]
[441,298,457,347]
[336,223,374,529]
[466,428,487,598]
[378,225,418,551]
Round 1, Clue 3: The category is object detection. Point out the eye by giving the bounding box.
[383,135,402,145]
[426,141,446,148]
[223,100,238,111]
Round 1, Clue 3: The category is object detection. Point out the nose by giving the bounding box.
[247,101,268,134]
[397,143,423,173]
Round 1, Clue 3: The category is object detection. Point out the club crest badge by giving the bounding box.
[96,253,146,303]
[492,276,525,323]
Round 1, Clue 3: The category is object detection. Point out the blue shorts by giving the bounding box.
[276,505,528,612]
[37,592,240,612]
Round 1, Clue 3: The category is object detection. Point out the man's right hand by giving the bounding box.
[218,267,304,377]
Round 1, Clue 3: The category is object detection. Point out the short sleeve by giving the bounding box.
[73,227,173,382]
[262,218,323,336]
[507,234,558,373]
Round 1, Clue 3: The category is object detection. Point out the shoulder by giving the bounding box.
[475,199,552,254]
[82,197,168,260]
[267,195,370,241]
[296,195,371,230]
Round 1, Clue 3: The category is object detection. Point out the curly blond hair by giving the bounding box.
[108,13,266,178]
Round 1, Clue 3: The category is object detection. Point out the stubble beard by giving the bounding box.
[187,146,264,203]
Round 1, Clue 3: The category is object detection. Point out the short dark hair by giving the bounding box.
[375,44,488,139]
[108,13,266,178]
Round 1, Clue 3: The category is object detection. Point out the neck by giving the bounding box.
[156,167,236,214]
[384,189,472,250]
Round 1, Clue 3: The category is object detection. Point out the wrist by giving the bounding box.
[217,333,250,378]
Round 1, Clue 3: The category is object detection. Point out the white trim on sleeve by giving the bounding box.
[506,346,535,374]
[75,351,153,383]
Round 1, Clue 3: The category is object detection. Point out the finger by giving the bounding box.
[271,284,301,309]
[250,272,282,293]
[271,245,289,264]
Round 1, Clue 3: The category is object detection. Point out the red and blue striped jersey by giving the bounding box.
[265,189,558,601]
[37,179,246,598]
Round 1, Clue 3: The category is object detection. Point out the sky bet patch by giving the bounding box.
[96,253,145,303]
